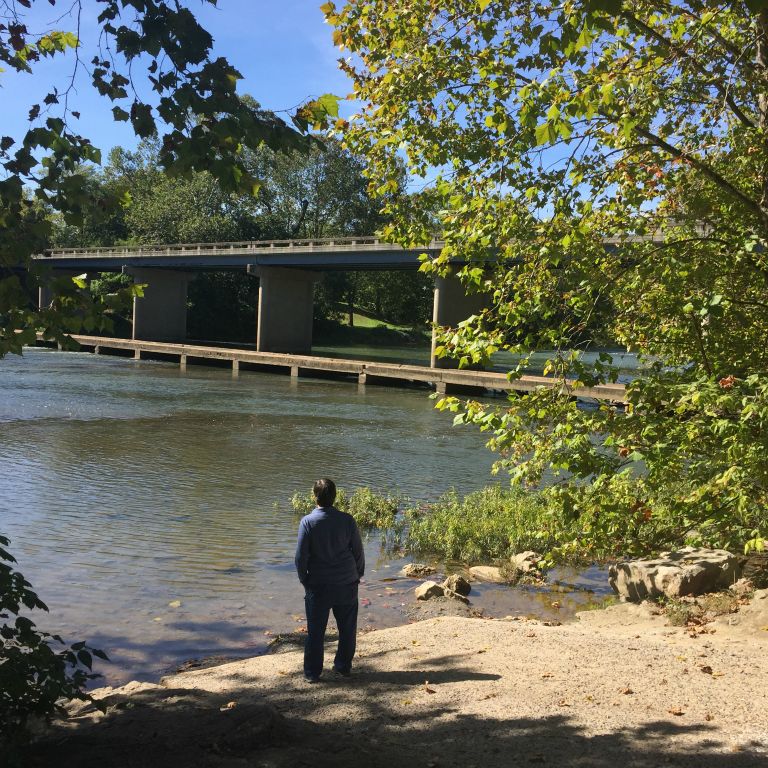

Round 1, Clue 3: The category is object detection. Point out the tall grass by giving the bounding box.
[289,486,402,530]
[405,486,575,563]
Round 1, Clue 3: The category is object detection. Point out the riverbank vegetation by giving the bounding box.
[329,1,768,557]
[288,482,762,566]
[290,486,401,529]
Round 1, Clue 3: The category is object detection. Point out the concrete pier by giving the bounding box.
[126,267,193,342]
[251,266,319,354]
[430,273,490,368]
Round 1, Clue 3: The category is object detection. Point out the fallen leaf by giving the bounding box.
[668,707,685,716]
[700,665,713,675]
[168,600,182,608]
[401,699,412,706]
[526,631,537,638]
[705,712,714,721]
[620,687,634,695]
[361,598,372,607]
[557,699,571,707]
[153,617,162,622]
[220,701,237,711]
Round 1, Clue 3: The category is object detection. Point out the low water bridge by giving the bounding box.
[50,334,627,402]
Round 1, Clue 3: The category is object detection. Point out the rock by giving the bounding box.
[443,588,470,604]
[468,566,508,584]
[511,551,542,573]
[401,563,437,578]
[743,553,768,589]
[442,574,471,596]
[609,547,743,602]
[415,581,445,600]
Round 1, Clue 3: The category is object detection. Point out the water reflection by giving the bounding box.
[0,349,609,686]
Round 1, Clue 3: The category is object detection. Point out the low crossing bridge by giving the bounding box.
[33,237,481,366]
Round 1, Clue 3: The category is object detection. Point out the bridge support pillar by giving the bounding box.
[430,272,490,369]
[125,267,193,342]
[250,266,319,354]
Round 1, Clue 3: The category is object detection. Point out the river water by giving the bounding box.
[0,348,610,685]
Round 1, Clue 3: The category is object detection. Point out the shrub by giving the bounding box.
[405,486,574,563]
[0,535,106,756]
[289,487,401,529]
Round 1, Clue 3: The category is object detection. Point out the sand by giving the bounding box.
[29,590,768,768]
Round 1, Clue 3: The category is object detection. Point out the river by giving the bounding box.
[0,348,610,685]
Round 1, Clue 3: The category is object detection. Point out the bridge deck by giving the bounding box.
[46,335,627,402]
[34,237,445,270]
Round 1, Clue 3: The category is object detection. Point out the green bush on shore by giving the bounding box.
[405,486,574,563]
[290,487,402,530]
[288,480,758,565]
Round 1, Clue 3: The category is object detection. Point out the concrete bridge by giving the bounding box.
[33,237,485,366]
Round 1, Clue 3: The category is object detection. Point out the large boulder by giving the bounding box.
[609,547,743,601]
[415,581,444,600]
[442,574,471,596]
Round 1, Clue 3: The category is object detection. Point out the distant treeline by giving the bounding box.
[46,136,433,343]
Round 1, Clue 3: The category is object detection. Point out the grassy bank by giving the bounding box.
[287,483,759,567]
[313,316,429,347]
[404,486,576,563]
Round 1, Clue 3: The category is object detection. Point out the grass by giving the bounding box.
[661,591,741,627]
[313,316,430,347]
[404,486,577,564]
[289,486,403,530]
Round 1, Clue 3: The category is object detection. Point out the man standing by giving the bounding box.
[295,478,365,683]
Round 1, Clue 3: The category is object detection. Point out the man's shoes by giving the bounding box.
[332,667,351,678]
[304,674,321,684]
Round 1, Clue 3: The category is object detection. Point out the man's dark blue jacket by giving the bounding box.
[295,506,365,587]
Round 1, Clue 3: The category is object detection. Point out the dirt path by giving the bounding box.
[30,591,768,768]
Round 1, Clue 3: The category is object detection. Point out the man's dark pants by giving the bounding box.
[303,582,358,678]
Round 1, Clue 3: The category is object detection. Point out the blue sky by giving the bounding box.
[1,0,351,156]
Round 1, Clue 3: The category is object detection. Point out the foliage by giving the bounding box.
[405,486,572,563]
[328,1,768,553]
[289,486,401,529]
[0,535,106,752]
[0,0,333,740]
[1,0,335,356]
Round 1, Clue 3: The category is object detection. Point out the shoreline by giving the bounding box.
[29,590,768,767]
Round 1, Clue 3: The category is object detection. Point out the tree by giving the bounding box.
[0,0,336,742]
[327,1,768,556]
[0,0,335,357]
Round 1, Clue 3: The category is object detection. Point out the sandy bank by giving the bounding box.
[30,591,768,768]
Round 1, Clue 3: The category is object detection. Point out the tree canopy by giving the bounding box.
[0,0,339,357]
[328,0,768,555]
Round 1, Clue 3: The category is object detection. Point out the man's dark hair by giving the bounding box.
[313,478,337,507]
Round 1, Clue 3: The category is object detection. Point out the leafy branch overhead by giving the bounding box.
[328,1,768,553]
[0,0,339,357]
